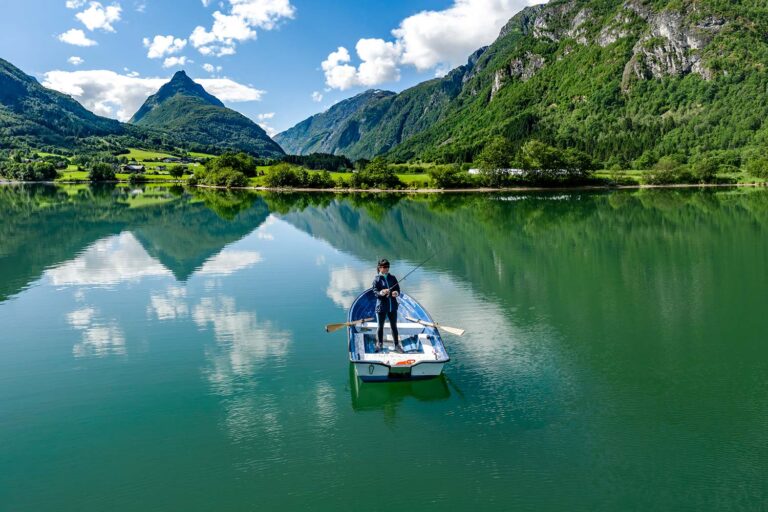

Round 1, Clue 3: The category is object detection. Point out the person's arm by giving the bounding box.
[390,275,400,297]
[372,276,388,297]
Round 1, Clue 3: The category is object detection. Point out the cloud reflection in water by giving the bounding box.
[47,232,171,287]
[67,306,126,358]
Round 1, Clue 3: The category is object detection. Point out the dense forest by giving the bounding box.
[278,0,768,171]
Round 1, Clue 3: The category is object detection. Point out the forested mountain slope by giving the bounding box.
[130,71,284,158]
[280,0,768,167]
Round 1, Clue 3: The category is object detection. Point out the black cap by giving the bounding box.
[377,258,390,268]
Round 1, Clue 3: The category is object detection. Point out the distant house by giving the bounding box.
[122,164,145,173]
[162,157,181,163]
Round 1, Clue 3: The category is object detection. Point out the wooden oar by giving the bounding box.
[405,316,465,336]
[325,317,374,333]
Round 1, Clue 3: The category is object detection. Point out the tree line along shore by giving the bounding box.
[2,140,768,190]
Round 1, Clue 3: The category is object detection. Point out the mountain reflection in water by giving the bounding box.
[2,185,768,511]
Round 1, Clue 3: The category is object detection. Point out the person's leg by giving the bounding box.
[376,311,386,352]
[389,311,402,352]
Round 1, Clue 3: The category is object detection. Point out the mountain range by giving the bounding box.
[0,58,130,150]
[277,0,768,166]
[0,59,283,158]
[3,0,768,166]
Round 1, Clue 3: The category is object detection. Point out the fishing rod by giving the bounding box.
[386,252,437,293]
[324,253,435,333]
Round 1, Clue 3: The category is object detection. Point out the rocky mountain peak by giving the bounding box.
[129,71,224,124]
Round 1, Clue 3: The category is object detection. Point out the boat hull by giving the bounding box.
[354,361,445,382]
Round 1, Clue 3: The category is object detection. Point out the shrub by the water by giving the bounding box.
[475,138,596,187]
[207,152,258,177]
[88,162,116,182]
[643,166,694,185]
[429,164,472,189]
[519,140,596,184]
[305,170,335,188]
[476,137,514,187]
[128,173,148,185]
[189,168,248,188]
[350,158,404,189]
[0,161,58,181]
[282,153,352,171]
[168,166,186,178]
[745,157,768,179]
[264,163,335,188]
[188,152,255,188]
[690,159,719,183]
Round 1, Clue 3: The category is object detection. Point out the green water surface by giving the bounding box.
[0,184,766,511]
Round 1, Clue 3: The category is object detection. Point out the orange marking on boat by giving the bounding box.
[395,359,416,366]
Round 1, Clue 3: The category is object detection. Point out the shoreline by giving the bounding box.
[1,179,766,193]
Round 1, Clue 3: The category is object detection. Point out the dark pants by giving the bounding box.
[377,310,398,346]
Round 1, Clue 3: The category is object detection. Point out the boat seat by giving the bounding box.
[358,322,424,337]
[361,333,423,354]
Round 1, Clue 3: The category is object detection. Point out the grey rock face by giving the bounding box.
[491,52,546,100]
[532,0,576,41]
[598,10,636,47]
[497,4,546,40]
[461,46,490,84]
[566,8,592,45]
[622,7,725,89]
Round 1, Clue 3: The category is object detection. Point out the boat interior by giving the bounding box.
[351,322,445,363]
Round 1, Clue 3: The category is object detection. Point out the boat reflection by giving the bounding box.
[349,364,451,413]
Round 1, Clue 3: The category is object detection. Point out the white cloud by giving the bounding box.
[162,56,188,68]
[311,91,323,102]
[42,70,265,121]
[201,78,265,102]
[257,123,276,136]
[202,63,223,74]
[395,0,534,70]
[190,0,295,57]
[66,0,86,8]
[321,40,400,90]
[255,113,277,136]
[76,2,122,32]
[321,47,357,90]
[68,56,85,65]
[143,34,187,59]
[58,28,97,46]
[355,38,401,86]
[321,0,536,89]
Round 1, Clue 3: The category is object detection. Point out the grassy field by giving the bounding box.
[56,170,189,182]
[124,148,178,161]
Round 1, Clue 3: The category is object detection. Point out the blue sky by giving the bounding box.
[1,0,538,134]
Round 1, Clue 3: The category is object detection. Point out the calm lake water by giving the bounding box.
[1,184,766,511]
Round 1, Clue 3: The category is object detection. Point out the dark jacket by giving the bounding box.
[372,273,400,314]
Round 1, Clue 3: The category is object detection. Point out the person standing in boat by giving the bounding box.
[372,258,404,353]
